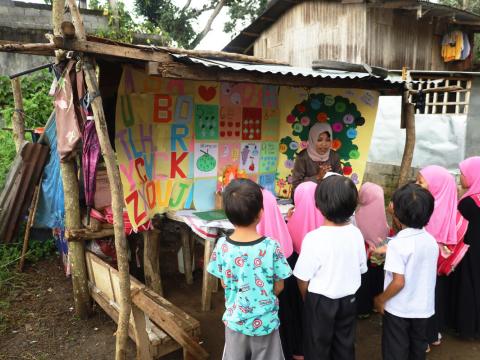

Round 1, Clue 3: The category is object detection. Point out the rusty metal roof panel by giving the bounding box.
[0,142,49,243]
[171,54,406,85]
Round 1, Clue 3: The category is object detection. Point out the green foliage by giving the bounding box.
[0,130,17,190]
[0,69,54,129]
[0,239,56,291]
[93,1,170,44]
[0,70,53,190]
[135,0,268,49]
[440,0,480,14]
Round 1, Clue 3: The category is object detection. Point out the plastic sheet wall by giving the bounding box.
[368,96,466,173]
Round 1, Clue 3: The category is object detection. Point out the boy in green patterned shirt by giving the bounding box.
[208,179,292,360]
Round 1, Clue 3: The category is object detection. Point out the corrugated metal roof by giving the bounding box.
[171,54,406,85]
[223,0,480,54]
[0,142,48,243]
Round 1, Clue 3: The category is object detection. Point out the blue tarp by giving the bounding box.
[34,115,65,229]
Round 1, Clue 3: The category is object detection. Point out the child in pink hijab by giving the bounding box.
[287,181,325,254]
[417,165,458,245]
[355,182,390,317]
[450,157,480,339]
[257,189,293,258]
[417,165,459,348]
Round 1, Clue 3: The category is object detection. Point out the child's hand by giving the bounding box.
[374,295,385,315]
[387,201,394,215]
[287,206,295,219]
[372,244,388,256]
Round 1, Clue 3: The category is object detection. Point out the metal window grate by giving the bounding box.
[410,77,472,115]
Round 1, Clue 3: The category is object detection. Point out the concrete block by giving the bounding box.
[8,7,24,16]
[0,6,9,16]
[24,8,41,17]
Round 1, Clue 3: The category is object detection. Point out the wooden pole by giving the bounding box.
[11,77,25,152]
[397,101,416,187]
[52,0,91,319]
[18,183,41,272]
[66,1,132,357]
[61,161,92,318]
[143,230,163,296]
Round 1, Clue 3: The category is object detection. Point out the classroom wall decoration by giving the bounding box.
[115,66,379,229]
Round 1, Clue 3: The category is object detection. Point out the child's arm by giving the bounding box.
[220,279,226,289]
[297,279,309,301]
[274,279,284,296]
[374,273,405,315]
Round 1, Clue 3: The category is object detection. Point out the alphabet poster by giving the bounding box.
[115,66,379,229]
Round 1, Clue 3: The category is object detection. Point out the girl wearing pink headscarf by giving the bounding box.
[287,181,325,254]
[257,189,293,258]
[291,123,342,197]
[355,182,390,317]
[450,157,480,339]
[417,165,459,347]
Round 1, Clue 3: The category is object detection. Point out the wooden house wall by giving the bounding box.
[253,2,473,71]
[253,1,367,67]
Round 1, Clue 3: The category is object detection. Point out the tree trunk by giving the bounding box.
[65,1,132,358]
[397,102,416,187]
[11,77,25,152]
[61,161,91,318]
[52,0,91,319]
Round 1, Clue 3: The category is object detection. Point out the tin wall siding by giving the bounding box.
[0,142,49,243]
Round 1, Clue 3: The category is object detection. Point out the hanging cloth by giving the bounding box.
[82,117,101,224]
[54,60,87,161]
[461,32,471,60]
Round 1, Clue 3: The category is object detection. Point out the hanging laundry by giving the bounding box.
[82,116,101,224]
[54,60,87,161]
[461,32,471,60]
[442,30,470,62]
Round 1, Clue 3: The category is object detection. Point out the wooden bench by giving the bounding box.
[85,252,208,359]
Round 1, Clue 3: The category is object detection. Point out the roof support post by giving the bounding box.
[52,0,92,321]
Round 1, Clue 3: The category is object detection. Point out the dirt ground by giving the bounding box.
[1,242,480,360]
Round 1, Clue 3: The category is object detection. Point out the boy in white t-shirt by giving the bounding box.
[294,175,367,360]
[374,183,438,360]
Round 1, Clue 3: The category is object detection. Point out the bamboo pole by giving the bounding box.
[52,0,91,319]
[18,184,41,272]
[397,101,416,187]
[11,78,25,152]
[66,1,132,358]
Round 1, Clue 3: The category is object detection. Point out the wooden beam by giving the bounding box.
[151,45,288,65]
[241,31,261,37]
[18,184,41,272]
[65,227,115,241]
[409,85,463,94]
[132,290,209,360]
[0,42,56,56]
[55,37,174,63]
[11,77,25,152]
[146,61,403,94]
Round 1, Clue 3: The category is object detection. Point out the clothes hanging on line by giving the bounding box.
[441,30,470,62]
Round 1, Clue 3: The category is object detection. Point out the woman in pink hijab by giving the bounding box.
[287,181,325,254]
[257,189,293,258]
[417,165,459,347]
[450,157,480,339]
[355,182,390,317]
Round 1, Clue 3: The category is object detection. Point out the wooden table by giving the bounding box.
[165,206,292,311]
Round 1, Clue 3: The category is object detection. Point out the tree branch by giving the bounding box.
[190,0,226,49]
[181,0,192,13]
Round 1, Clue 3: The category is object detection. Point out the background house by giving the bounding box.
[224,0,480,195]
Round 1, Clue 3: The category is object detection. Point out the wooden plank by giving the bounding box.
[65,227,115,241]
[132,290,209,360]
[180,227,194,285]
[132,303,153,360]
[201,239,215,312]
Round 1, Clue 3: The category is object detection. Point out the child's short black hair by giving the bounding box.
[223,179,263,226]
[315,175,358,224]
[392,183,434,229]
